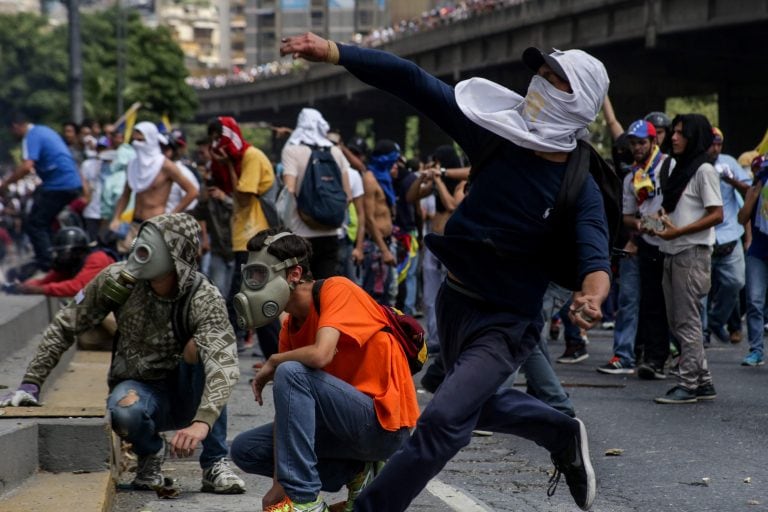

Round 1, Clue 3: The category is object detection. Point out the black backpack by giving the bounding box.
[470,136,622,291]
[296,146,347,230]
[312,279,428,375]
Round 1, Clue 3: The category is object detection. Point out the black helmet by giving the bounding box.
[644,111,672,130]
[50,227,91,273]
[52,226,90,252]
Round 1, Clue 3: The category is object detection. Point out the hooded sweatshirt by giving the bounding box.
[22,213,239,428]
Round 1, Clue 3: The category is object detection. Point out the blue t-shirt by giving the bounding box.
[714,153,750,244]
[22,125,82,191]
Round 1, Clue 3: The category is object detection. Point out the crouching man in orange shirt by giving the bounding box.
[230,228,419,512]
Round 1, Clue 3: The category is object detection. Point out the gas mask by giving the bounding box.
[101,223,174,310]
[233,233,300,330]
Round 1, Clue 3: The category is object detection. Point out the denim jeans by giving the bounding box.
[208,253,234,298]
[230,362,410,503]
[745,255,768,357]
[24,188,81,270]
[613,255,640,367]
[107,361,228,469]
[422,247,447,352]
[707,242,745,333]
[355,281,579,511]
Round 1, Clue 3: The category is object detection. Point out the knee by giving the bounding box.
[108,388,143,438]
[416,406,473,451]
[230,430,274,476]
[273,360,306,388]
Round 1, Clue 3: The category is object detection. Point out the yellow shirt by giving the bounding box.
[231,146,275,251]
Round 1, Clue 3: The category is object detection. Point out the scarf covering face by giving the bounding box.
[455,49,609,153]
[210,116,251,195]
[661,114,714,213]
[632,145,663,204]
[286,108,333,148]
[368,150,400,207]
[127,121,166,193]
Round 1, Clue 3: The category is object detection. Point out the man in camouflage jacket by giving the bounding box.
[1,213,245,494]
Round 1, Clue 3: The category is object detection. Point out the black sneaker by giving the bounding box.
[654,386,698,404]
[637,363,666,380]
[695,383,717,401]
[548,418,596,510]
[557,345,589,364]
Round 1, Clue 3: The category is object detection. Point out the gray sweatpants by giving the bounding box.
[662,245,713,390]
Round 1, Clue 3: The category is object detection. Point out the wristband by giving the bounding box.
[326,40,340,65]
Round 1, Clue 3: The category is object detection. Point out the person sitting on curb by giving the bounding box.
[0,213,246,495]
[230,228,419,512]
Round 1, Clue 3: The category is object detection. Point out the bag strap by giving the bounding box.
[311,278,325,315]
[171,271,205,348]
[548,140,591,235]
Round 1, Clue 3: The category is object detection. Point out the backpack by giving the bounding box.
[469,136,622,291]
[312,279,428,375]
[296,146,347,230]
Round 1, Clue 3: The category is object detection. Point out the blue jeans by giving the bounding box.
[107,362,228,469]
[422,247,447,352]
[613,255,640,366]
[208,253,234,298]
[745,255,768,357]
[24,188,81,270]
[707,242,745,333]
[355,281,579,511]
[231,362,410,503]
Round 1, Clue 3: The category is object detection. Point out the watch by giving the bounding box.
[440,167,447,179]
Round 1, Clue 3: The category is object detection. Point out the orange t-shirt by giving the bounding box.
[279,277,419,431]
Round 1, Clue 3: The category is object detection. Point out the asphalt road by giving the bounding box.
[113,327,768,512]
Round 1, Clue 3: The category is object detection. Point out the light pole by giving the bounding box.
[116,0,126,116]
[68,0,83,123]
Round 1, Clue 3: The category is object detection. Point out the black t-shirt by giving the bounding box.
[394,171,418,231]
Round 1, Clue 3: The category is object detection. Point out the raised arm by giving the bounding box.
[280,33,482,154]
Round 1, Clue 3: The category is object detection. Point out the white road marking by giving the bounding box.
[426,478,493,512]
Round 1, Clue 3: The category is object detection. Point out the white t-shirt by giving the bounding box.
[81,157,102,220]
[621,155,670,247]
[165,161,199,213]
[659,162,723,255]
[281,144,350,238]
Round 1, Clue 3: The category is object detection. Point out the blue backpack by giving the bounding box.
[296,146,347,230]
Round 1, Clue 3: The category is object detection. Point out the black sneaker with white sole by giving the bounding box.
[548,418,596,511]
[557,345,589,364]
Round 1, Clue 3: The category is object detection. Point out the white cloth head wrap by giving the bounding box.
[455,48,609,153]
[286,108,333,148]
[127,121,166,193]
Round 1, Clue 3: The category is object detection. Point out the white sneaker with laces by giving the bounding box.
[201,458,246,494]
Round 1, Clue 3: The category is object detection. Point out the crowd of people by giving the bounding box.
[187,0,526,90]
[1,26,767,512]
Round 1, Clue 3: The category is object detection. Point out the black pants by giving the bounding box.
[24,188,81,270]
[636,240,669,367]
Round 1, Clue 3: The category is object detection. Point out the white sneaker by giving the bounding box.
[201,458,246,494]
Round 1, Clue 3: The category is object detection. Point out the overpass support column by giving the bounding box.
[718,85,768,155]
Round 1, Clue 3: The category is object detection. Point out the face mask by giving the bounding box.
[101,223,173,309]
[233,233,300,329]
[132,140,147,150]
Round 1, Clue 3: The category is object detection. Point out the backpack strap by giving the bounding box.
[171,271,206,348]
[311,279,326,315]
[554,140,592,227]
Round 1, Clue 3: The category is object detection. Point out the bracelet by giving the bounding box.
[326,40,340,65]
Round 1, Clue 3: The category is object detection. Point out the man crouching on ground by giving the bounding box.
[0,213,246,495]
[230,228,419,512]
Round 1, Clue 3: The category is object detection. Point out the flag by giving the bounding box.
[756,128,768,155]
[160,114,172,134]
[124,107,137,143]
